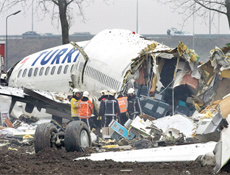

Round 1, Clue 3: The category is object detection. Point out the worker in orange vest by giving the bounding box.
[78,91,94,130]
[117,93,128,125]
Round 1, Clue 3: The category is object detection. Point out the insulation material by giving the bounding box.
[220,69,230,78]
[180,73,199,90]
[200,100,220,115]
[177,41,200,62]
[173,71,186,88]
[210,47,230,71]
[219,95,230,119]
[199,61,215,86]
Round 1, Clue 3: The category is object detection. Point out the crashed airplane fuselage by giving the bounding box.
[5,29,226,119]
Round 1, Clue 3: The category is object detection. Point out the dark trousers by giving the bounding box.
[119,113,128,126]
[102,115,117,127]
[73,117,79,121]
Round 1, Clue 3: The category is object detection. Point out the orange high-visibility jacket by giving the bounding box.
[117,96,128,113]
[78,99,93,119]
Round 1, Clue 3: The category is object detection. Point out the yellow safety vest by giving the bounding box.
[71,98,79,117]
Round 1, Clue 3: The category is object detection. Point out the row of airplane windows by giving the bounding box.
[79,62,121,90]
[17,64,74,78]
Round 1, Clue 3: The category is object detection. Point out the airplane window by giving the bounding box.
[85,66,88,74]
[28,68,33,77]
[92,68,96,79]
[95,69,99,81]
[98,71,102,83]
[116,80,120,90]
[101,73,105,84]
[87,66,91,76]
[79,62,83,72]
[104,75,108,86]
[51,66,56,75]
[45,67,50,75]
[22,69,27,77]
[39,67,44,76]
[110,78,113,88]
[17,69,22,78]
[108,77,112,87]
[57,65,62,74]
[70,64,74,72]
[34,67,38,76]
[89,67,93,77]
[64,65,68,74]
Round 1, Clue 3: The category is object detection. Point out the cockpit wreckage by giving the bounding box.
[0,29,230,174]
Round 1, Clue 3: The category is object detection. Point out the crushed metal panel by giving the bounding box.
[199,60,216,86]
[75,142,217,162]
[195,112,226,142]
[214,124,230,174]
[177,41,200,62]
[109,120,135,140]
[210,45,230,71]
[153,114,195,138]
[197,74,220,106]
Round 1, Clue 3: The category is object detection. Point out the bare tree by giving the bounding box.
[157,0,230,30]
[0,0,87,44]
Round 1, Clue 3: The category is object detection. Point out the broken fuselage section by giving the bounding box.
[71,29,202,120]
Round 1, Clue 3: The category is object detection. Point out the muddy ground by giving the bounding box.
[0,142,229,175]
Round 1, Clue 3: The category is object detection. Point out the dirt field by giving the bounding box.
[0,142,229,175]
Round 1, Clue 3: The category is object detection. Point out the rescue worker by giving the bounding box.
[97,90,108,122]
[70,88,81,120]
[78,91,94,130]
[127,88,142,120]
[117,93,128,125]
[99,89,120,127]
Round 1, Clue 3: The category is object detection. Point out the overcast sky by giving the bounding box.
[0,0,229,36]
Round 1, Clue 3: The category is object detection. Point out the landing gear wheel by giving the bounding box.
[64,121,91,152]
[34,122,58,153]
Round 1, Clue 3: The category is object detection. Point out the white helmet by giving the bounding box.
[73,88,80,94]
[127,88,135,94]
[100,90,107,96]
[83,91,89,98]
[109,89,116,96]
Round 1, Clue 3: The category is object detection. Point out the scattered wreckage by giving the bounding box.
[0,87,91,153]
[0,29,230,173]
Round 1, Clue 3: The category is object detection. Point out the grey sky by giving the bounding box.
[0,0,229,36]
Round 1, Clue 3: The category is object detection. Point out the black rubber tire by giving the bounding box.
[64,121,91,152]
[34,122,58,153]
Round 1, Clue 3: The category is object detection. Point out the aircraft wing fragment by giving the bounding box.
[0,86,72,121]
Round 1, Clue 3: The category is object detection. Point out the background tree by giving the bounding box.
[0,0,88,44]
[157,0,230,31]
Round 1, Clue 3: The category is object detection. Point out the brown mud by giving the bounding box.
[0,143,229,175]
